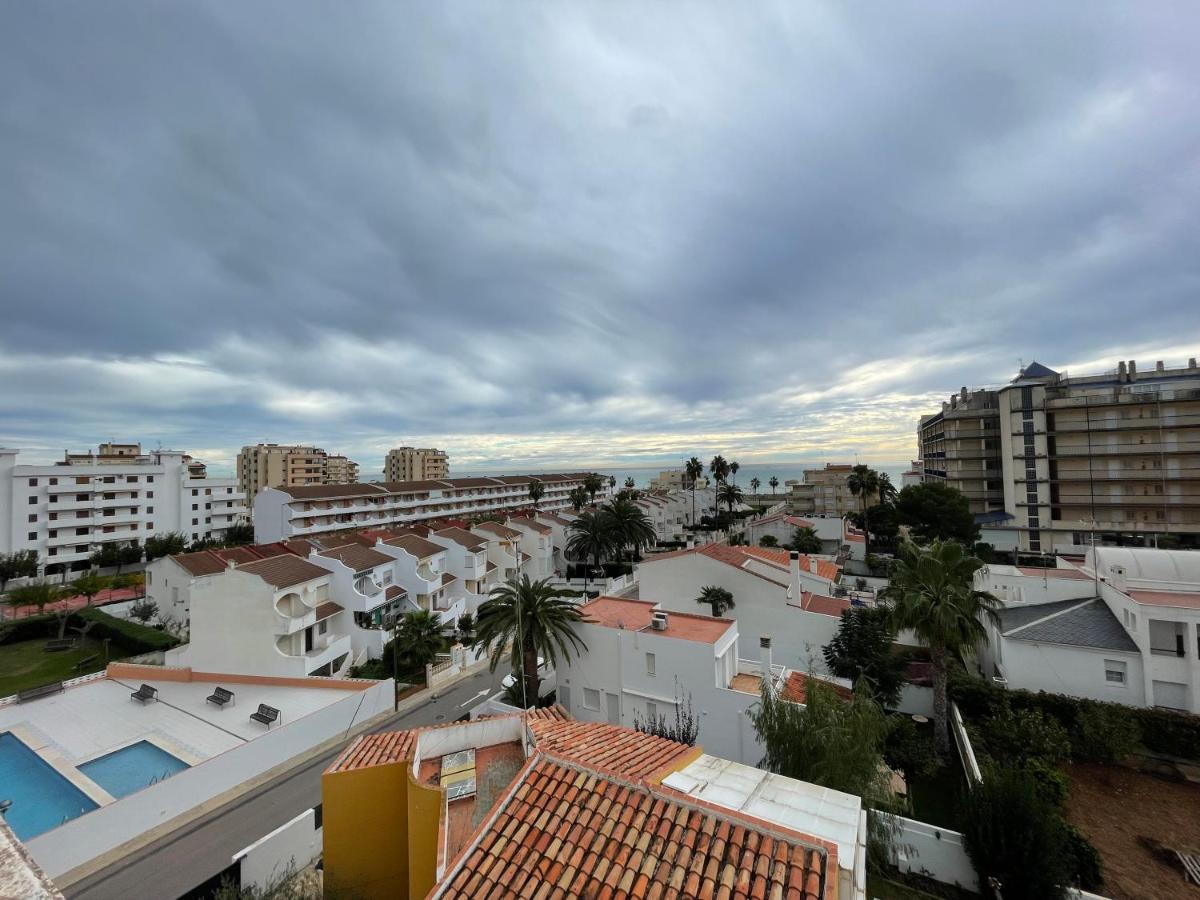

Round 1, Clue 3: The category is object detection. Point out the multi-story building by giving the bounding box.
[786,463,875,517]
[0,444,244,576]
[647,468,708,491]
[324,455,359,484]
[917,388,1004,516]
[383,446,449,482]
[252,473,609,544]
[236,443,337,498]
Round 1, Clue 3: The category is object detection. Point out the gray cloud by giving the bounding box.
[2,2,1198,474]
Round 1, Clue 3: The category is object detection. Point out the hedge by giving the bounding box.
[949,668,1200,761]
[1,608,178,655]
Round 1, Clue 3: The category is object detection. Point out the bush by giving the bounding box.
[1133,706,1199,759]
[883,716,939,781]
[1071,704,1140,763]
[75,607,179,654]
[0,613,59,644]
[1064,824,1105,892]
[1023,757,1070,807]
[980,705,1071,767]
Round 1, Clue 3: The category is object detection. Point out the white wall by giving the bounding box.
[994,640,1146,707]
[27,680,393,879]
[892,816,979,894]
[235,808,321,892]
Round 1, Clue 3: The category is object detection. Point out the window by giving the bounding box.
[582,688,601,710]
[147,522,154,529]
[48,477,57,486]
[76,527,88,536]
[27,531,36,541]
[646,652,656,676]
[318,620,328,635]
[76,494,88,502]
[76,511,88,519]
[48,547,57,557]
[192,489,198,496]
[28,478,37,487]
[192,518,199,526]
[147,506,154,513]
[192,504,198,511]
[103,476,115,484]
[146,490,154,498]
[28,514,37,523]
[28,496,36,505]
[1104,660,1127,685]
[49,530,57,538]
[75,476,89,485]
[128,475,138,483]
[103,526,114,534]
[147,476,154,483]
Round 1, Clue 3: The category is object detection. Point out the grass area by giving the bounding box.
[867,871,978,900]
[907,763,967,831]
[0,636,109,697]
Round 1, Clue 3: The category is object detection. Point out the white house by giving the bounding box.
[374,532,464,624]
[144,542,299,627]
[306,542,409,659]
[533,512,574,571]
[428,527,491,601]
[506,516,554,578]
[744,513,848,557]
[976,547,1200,712]
[636,544,850,674]
[471,521,522,584]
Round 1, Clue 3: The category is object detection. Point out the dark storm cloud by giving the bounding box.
[2,2,1198,473]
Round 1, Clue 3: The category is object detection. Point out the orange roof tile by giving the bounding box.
[382,533,445,560]
[326,730,416,773]
[794,592,852,618]
[781,672,853,705]
[580,596,734,644]
[1127,589,1200,609]
[237,554,332,589]
[527,718,696,780]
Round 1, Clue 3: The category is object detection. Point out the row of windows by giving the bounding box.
[27,475,155,487]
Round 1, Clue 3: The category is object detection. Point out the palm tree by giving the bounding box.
[583,473,604,505]
[729,461,740,485]
[389,610,446,677]
[685,457,704,525]
[847,464,880,556]
[769,476,779,497]
[716,482,743,515]
[602,499,656,562]
[750,477,761,498]
[883,540,1001,756]
[474,575,587,706]
[608,475,617,492]
[709,455,730,519]
[623,476,636,490]
[527,480,545,511]
[787,526,822,554]
[568,487,588,512]
[566,510,614,592]
[696,585,735,617]
[877,472,898,505]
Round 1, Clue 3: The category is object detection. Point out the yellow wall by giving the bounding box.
[406,773,444,899]
[322,764,409,899]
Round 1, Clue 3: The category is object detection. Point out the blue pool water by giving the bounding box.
[78,740,190,798]
[0,732,98,840]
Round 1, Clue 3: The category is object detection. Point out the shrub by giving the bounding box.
[74,607,179,654]
[980,705,1071,767]
[1071,704,1140,763]
[1133,706,1199,759]
[960,766,1072,900]
[1064,824,1105,893]
[882,716,939,781]
[1023,757,1070,808]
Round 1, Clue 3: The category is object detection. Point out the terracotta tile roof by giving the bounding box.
[781,672,853,705]
[326,730,416,773]
[283,538,319,557]
[1127,589,1200,609]
[382,533,445,560]
[169,549,228,577]
[169,541,302,577]
[314,600,343,621]
[435,527,488,551]
[376,479,453,493]
[237,554,332,589]
[793,592,852,618]
[485,561,498,573]
[317,543,394,571]
[474,521,522,540]
[280,483,389,500]
[740,546,841,582]
[581,596,734,644]
[508,515,551,534]
[385,585,407,601]
[434,755,828,900]
[441,572,457,587]
[784,516,815,528]
[527,718,696,780]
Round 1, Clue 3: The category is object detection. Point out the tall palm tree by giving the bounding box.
[716,482,744,515]
[685,457,704,525]
[566,510,614,592]
[527,480,545,511]
[390,609,447,676]
[602,499,656,562]
[883,540,1001,756]
[696,585,735,617]
[608,475,617,492]
[847,464,880,556]
[729,461,740,485]
[568,487,588,512]
[709,455,730,518]
[583,473,604,505]
[750,477,761,498]
[769,476,779,497]
[474,575,587,706]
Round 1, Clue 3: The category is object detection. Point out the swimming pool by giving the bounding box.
[78,740,190,798]
[0,732,98,840]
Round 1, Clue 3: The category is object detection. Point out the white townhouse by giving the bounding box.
[558,595,850,766]
[373,532,464,625]
[305,542,411,659]
[252,473,611,544]
[471,521,523,584]
[167,554,353,678]
[0,444,245,577]
[976,547,1200,713]
[144,541,298,625]
[533,512,575,571]
[428,527,491,603]
[506,516,554,578]
[637,543,849,674]
[744,513,851,557]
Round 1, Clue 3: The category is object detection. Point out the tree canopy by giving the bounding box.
[822,606,907,708]
[894,482,979,544]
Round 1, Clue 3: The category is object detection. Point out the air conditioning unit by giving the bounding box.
[650,611,668,631]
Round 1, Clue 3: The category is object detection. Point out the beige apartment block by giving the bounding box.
[917,387,1004,515]
[786,463,876,517]
[384,446,449,482]
[237,443,332,497]
[325,455,359,484]
[997,358,1200,553]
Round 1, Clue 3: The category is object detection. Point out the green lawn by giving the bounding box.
[0,636,110,698]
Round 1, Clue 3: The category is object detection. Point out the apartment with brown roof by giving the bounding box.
[384,446,449,482]
[786,463,876,517]
[236,443,361,498]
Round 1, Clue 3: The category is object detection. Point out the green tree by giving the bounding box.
[145,532,187,561]
[527,480,545,511]
[729,460,740,484]
[566,510,614,592]
[685,457,704,524]
[4,580,64,621]
[768,476,779,497]
[822,607,906,708]
[129,598,159,625]
[623,476,636,490]
[601,499,656,562]
[847,465,880,556]
[696,585,735,617]
[583,473,604,505]
[716,482,743,515]
[386,610,447,677]
[894,482,979,545]
[883,540,1001,755]
[223,522,255,545]
[708,455,730,489]
[749,477,760,497]
[960,767,1073,900]
[71,574,111,607]
[0,550,38,592]
[786,525,822,554]
[758,535,779,548]
[877,471,898,505]
[568,487,588,512]
[473,575,586,706]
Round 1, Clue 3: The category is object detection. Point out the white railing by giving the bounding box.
[950,702,982,785]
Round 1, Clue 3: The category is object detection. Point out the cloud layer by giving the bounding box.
[2,3,1198,475]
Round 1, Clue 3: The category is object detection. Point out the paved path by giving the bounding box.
[3,588,140,620]
[64,666,509,900]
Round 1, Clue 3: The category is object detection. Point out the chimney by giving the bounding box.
[1189,357,1197,370]
[789,551,802,601]
[1128,360,1137,377]
[1156,360,1165,372]
[760,636,774,693]
[226,559,237,571]
[1118,361,1127,381]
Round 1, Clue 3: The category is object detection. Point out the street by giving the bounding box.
[64,666,509,900]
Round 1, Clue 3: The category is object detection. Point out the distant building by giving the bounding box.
[648,468,708,491]
[786,463,874,517]
[383,446,449,482]
[917,387,1003,516]
[237,443,326,497]
[324,454,359,484]
[0,444,243,576]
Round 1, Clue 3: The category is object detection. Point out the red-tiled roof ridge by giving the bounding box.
[316,543,394,571]
[507,515,551,534]
[434,526,488,550]
[236,554,332,589]
[381,533,445,559]
[327,730,416,773]
[526,717,698,781]
[781,671,853,705]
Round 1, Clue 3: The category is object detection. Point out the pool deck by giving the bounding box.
[0,671,366,815]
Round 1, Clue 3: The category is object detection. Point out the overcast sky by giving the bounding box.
[2,3,1198,477]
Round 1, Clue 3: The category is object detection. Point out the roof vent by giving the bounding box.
[650,611,668,631]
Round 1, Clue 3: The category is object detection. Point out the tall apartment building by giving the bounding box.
[236,443,362,497]
[383,446,448,482]
[917,387,1004,515]
[786,463,875,516]
[324,455,359,484]
[0,444,245,576]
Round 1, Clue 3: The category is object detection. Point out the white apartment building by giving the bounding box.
[506,515,554,578]
[635,491,692,543]
[252,473,609,544]
[0,445,244,576]
[471,521,523,583]
[647,469,709,491]
[787,464,875,518]
[637,544,848,673]
[383,446,449,482]
[976,546,1200,712]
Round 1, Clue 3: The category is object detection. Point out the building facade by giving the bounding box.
[324,455,359,484]
[0,445,244,576]
[647,469,709,491]
[236,443,360,498]
[383,447,449,482]
[786,464,875,517]
[917,387,1004,515]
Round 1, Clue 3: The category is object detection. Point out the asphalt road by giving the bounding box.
[64,666,510,900]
